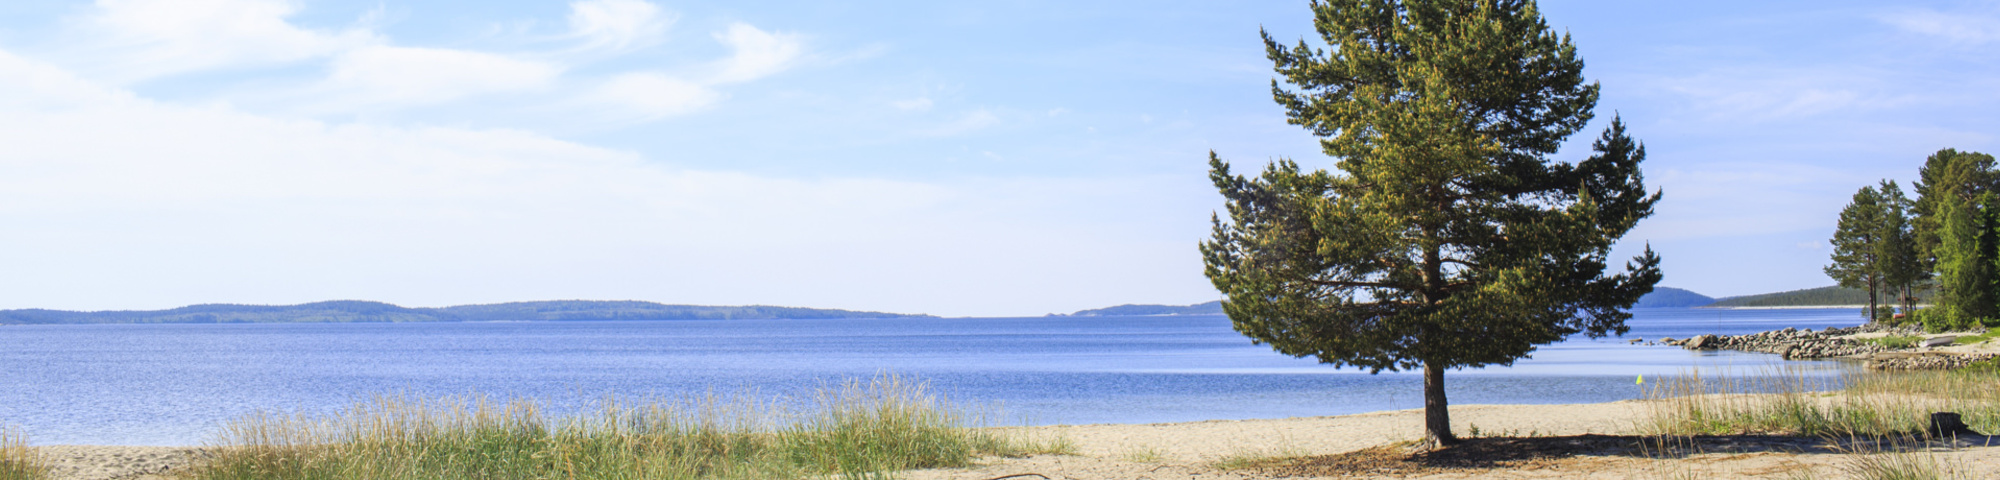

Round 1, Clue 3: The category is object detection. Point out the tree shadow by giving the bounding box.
[1229,434,2000,477]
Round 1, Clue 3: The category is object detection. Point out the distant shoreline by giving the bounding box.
[1700,305,1866,310]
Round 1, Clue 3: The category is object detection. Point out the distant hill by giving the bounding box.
[1703,285,1931,308]
[1634,287,1716,308]
[1065,301,1223,317]
[1705,286,1873,308]
[0,300,931,325]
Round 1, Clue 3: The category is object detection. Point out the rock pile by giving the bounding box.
[1868,353,2000,371]
[1660,327,1887,360]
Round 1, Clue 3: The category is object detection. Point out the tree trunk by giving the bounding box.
[1422,361,1458,446]
[1867,275,1879,323]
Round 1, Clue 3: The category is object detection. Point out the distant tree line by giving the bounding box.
[1828,149,1997,331]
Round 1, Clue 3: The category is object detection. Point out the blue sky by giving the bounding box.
[0,0,1992,316]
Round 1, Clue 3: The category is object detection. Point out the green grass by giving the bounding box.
[0,427,49,480]
[180,376,1070,480]
[1641,366,2000,437]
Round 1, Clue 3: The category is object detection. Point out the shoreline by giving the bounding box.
[32,397,2000,480]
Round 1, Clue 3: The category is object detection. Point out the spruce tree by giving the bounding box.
[1825,186,1885,321]
[1914,149,2000,330]
[1913,149,1997,272]
[1933,191,1996,328]
[1202,0,1660,446]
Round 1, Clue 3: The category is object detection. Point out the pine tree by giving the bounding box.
[1825,186,1885,321]
[1202,0,1660,446]
[1876,181,1922,318]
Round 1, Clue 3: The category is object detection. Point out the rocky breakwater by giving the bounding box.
[1867,352,2000,370]
[1660,326,1886,360]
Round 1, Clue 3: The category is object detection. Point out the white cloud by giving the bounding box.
[584,72,724,120]
[710,23,803,84]
[315,46,563,108]
[892,97,933,111]
[1882,8,2000,45]
[68,0,374,82]
[568,0,674,52]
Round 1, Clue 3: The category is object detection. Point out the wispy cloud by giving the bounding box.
[567,0,675,53]
[1639,67,1921,122]
[44,0,809,123]
[312,46,563,108]
[64,0,375,83]
[1881,8,2000,45]
[709,23,804,84]
[582,72,725,121]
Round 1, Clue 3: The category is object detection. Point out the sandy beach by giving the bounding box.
[903,401,2000,479]
[38,399,2000,480]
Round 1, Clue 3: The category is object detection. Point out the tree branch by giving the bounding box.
[1308,279,1404,289]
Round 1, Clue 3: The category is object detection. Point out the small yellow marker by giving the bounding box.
[1636,375,1644,385]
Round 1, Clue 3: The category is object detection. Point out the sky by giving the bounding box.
[0,0,1992,317]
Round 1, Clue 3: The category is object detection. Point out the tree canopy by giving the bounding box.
[1202,0,1660,445]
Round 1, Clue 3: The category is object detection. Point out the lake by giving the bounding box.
[0,307,1867,445]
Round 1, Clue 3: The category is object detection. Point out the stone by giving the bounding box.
[1929,412,1983,438]
[1685,334,1719,350]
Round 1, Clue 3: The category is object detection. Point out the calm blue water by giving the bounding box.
[0,307,1866,445]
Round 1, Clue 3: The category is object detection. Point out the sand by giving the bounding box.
[30,446,204,480]
[906,401,2000,480]
[34,400,2000,479]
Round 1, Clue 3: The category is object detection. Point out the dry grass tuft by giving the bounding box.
[0,427,50,480]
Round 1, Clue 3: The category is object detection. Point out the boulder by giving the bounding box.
[1685,334,1719,350]
[1929,412,1984,438]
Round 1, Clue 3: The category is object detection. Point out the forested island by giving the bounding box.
[1640,285,1936,308]
[1067,287,1901,315]
[0,300,932,324]
[1057,301,1224,316]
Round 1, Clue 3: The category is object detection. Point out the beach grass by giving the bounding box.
[1835,437,1971,480]
[1641,366,2000,437]
[0,427,50,480]
[179,375,1067,480]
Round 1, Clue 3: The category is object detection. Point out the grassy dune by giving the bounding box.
[183,376,1069,480]
[0,427,49,480]
[1641,366,2000,437]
